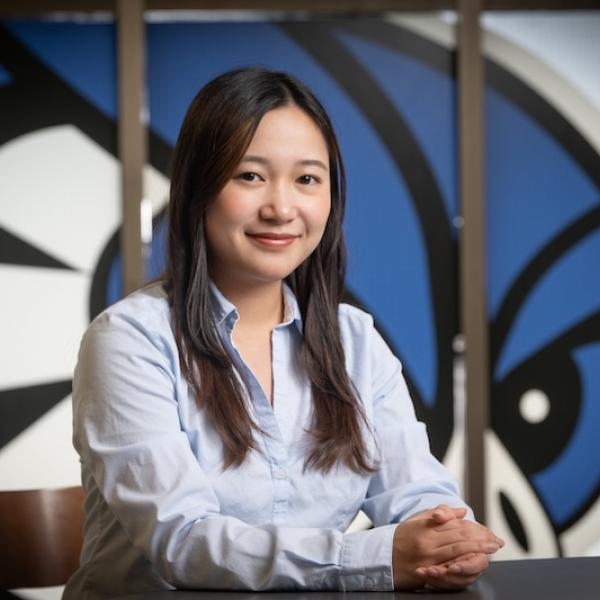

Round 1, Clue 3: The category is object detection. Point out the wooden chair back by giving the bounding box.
[0,486,85,589]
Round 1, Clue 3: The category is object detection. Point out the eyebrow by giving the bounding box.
[241,155,329,171]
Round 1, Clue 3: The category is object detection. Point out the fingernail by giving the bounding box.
[415,567,427,577]
[448,564,462,574]
[496,537,505,547]
[484,542,499,552]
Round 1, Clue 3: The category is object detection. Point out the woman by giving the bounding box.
[64,67,502,599]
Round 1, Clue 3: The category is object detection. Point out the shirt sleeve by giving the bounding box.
[73,310,395,592]
[360,326,473,525]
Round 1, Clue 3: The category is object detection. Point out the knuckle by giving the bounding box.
[414,538,428,556]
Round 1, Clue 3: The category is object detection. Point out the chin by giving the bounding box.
[245,260,305,283]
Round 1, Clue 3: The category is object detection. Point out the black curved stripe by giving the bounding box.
[341,287,423,410]
[499,490,530,552]
[340,19,600,195]
[491,204,600,369]
[89,228,120,321]
[0,24,116,154]
[0,380,72,448]
[0,225,76,270]
[335,18,454,76]
[538,311,600,533]
[0,23,173,181]
[487,60,600,192]
[279,20,456,458]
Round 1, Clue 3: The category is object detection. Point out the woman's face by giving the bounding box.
[205,104,332,289]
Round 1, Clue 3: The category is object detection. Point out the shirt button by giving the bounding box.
[274,468,287,479]
[364,577,374,590]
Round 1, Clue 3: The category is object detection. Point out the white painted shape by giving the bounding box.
[482,27,600,157]
[0,397,80,490]
[143,162,170,214]
[0,266,89,390]
[385,12,456,48]
[11,587,63,600]
[441,427,465,496]
[443,354,466,495]
[388,12,600,157]
[345,510,373,533]
[483,12,600,110]
[561,488,600,557]
[519,389,550,424]
[585,538,600,557]
[486,430,557,560]
[0,125,120,272]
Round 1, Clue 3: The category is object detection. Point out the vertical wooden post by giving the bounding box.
[458,0,488,523]
[117,0,146,295]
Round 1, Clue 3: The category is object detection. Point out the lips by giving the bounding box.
[246,232,299,248]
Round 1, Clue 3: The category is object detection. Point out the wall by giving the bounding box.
[0,9,598,598]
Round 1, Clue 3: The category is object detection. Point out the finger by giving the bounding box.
[433,539,500,563]
[408,504,467,523]
[435,524,499,549]
[417,565,480,589]
[435,520,501,546]
[431,505,467,524]
[447,553,489,576]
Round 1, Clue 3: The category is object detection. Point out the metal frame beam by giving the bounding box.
[2,0,599,16]
[117,0,146,294]
[457,0,488,522]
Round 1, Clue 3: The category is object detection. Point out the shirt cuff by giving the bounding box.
[338,524,396,591]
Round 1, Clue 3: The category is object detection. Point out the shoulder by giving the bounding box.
[90,280,170,327]
[338,302,374,335]
[337,302,403,384]
[337,302,378,365]
[82,281,175,357]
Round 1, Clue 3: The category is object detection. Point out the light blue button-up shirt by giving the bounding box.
[63,281,469,600]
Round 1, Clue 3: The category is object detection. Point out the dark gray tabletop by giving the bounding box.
[112,556,600,600]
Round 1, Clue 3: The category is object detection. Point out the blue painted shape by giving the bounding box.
[5,19,117,119]
[146,22,438,404]
[106,253,122,307]
[496,227,600,381]
[486,87,599,321]
[106,216,167,307]
[0,63,13,86]
[335,30,458,224]
[532,343,600,526]
[147,215,168,281]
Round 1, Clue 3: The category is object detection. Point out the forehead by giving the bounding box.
[246,105,329,157]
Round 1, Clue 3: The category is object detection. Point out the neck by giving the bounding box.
[212,276,284,329]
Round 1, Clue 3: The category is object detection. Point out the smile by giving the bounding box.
[246,233,299,248]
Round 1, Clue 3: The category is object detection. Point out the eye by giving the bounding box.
[236,171,262,182]
[297,174,320,185]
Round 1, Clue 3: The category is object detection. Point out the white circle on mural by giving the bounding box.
[519,389,550,424]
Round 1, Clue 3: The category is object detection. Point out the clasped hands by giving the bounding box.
[392,504,504,591]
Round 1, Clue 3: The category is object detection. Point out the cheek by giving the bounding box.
[206,192,251,234]
[313,197,332,234]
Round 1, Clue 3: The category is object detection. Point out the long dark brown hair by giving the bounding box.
[166,67,375,473]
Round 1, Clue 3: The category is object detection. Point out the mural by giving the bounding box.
[0,13,598,573]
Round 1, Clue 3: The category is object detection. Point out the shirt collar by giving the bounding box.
[208,280,303,334]
[281,282,303,334]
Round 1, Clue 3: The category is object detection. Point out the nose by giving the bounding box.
[259,181,297,222]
